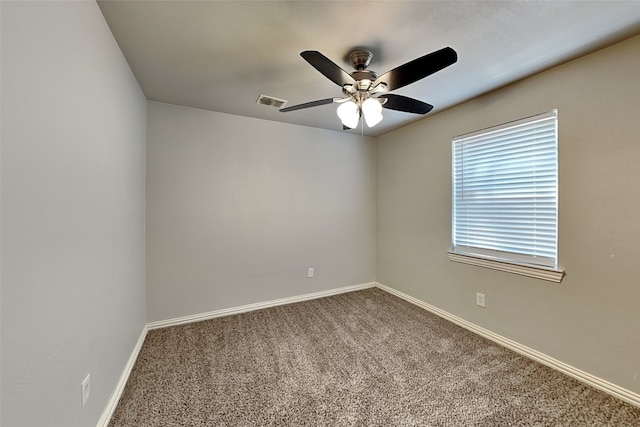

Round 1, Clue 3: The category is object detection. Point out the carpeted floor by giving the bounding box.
[109,288,640,426]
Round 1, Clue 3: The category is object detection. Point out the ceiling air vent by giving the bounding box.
[256,94,287,109]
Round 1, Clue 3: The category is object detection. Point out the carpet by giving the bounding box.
[108,288,640,426]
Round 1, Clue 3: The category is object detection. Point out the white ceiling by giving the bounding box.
[97,1,640,137]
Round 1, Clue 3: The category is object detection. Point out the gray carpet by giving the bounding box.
[109,288,640,426]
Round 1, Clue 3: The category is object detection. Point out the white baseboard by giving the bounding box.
[96,325,148,427]
[147,281,376,330]
[375,281,640,408]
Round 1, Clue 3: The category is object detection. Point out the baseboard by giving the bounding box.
[375,281,640,408]
[147,281,377,330]
[96,325,148,427]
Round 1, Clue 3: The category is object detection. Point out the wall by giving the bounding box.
[377,35,640,393]
[146,102,376,322]
[1,2,147,426]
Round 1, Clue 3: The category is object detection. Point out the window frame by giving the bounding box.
[449,110,564,283]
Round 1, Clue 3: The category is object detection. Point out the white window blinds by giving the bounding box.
[452,110,558,268]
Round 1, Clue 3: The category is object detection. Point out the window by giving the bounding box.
[449,110,563,282]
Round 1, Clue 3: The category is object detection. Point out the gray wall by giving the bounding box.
[146,102,376,322]
[377,35,640,393]
[1,2,147,426]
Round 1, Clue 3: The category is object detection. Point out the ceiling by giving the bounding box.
[97,1,640,137]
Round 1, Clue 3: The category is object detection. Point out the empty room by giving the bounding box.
[2,1,640,426]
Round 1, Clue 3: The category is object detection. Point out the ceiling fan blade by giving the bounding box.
[301,51,357,87]
[279,98,336,112]
[379,94,434,114]
[373,47,457,91]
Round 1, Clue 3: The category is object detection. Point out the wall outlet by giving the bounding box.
[307,267,314,278]
[81,374,91,406]
[476,293,486,308]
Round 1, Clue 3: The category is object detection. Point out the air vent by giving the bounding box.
[256,94,287,109]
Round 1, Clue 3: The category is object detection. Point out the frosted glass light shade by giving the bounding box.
[362,98,383,127]
[337,101,359,129]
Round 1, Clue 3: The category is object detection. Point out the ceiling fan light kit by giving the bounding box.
[337,100,360,129]
[362,98,383,127]
[280,47,458,130]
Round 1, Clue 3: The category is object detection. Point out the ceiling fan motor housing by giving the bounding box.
[351,70,378,91]
[348,50,377,91]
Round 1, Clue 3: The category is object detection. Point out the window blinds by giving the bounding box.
[452,110,558,268]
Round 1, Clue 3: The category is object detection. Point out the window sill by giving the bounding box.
[447,251,565,283]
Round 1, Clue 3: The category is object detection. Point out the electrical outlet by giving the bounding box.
[81,374,91,406]
[307,267,314,278]
[476,293,486,308]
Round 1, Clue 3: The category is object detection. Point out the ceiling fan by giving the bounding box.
[280,47,457,129]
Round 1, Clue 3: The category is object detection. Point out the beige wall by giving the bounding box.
[1,1,147,426]
[146,102,376,322]
[377,35,640,393]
